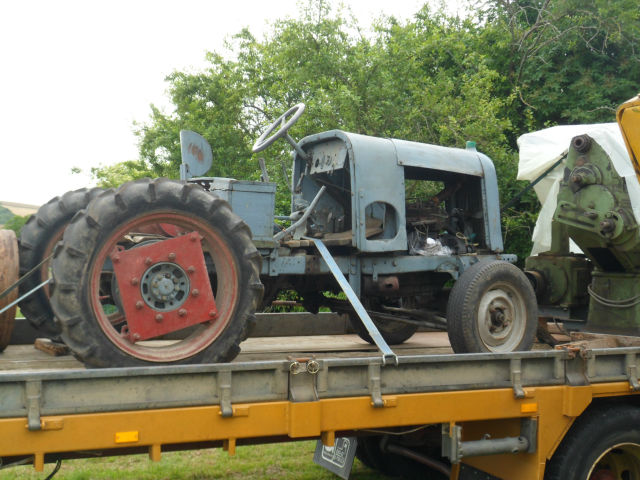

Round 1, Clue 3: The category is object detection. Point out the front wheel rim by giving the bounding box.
[477,282,527,352]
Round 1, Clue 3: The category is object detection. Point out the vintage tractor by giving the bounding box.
[525,94,640,336]
[13,104,537,367]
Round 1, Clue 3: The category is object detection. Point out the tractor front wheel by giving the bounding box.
[51,178,263,367]
[446,260,537,353]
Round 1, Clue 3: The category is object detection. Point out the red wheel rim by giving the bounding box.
[89,211,239,362]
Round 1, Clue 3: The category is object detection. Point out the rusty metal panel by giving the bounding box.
[308,139,348,174]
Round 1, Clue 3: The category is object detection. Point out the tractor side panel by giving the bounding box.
[349,135,407,253]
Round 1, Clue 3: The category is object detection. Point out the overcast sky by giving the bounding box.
[0,0,435,206]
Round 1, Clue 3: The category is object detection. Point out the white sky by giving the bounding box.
[0,0,429,206]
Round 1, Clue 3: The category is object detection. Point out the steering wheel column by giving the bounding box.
[252,103,309,161]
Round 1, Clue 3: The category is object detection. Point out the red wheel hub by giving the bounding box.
[111,232,217,342]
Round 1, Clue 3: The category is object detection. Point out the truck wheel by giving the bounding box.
[355,436,394,475]
[51,178,263,367]
[18,188,102,336]
[356,435,449,479]
[446,260,536,353]
[545,404,640,480]
[0,230,18,351]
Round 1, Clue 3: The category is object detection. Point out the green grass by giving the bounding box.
[5,441,386,480]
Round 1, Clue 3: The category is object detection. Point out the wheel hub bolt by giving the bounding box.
[192,289,199,297]
[155,314,164,323]
[168,252,176,261]
[132,333,141,342]
[187,266,195,274]
[130,277,139,286]
[135,301,144,310]
[178,308,187,317]
[209,309,218,318]
[112,254,120,263]
[145,257,153,266]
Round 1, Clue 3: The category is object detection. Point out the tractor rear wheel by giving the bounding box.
[51,178,263,367]
[18,188,102,336]
[0,230,19,351]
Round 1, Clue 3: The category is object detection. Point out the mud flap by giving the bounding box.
[313,436,358,480]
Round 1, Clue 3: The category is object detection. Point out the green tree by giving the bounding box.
[3,214,29,235]
[480,0,640,130]
[90,161,155,189]
[91,0,640,259]
[0,205,13,225]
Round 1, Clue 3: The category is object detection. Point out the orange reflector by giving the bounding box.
[520,403,538,414]
[115,431,139,444]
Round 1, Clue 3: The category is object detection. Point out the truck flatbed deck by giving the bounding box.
[2,328,639,479]
[0,332,454,371]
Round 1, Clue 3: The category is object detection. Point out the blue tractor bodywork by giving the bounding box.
[201,129,513,301]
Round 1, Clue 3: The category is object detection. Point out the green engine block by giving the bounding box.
[526,134,640,334]
[555,134,639,271]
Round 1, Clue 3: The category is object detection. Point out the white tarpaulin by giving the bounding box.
[517,123,640,255]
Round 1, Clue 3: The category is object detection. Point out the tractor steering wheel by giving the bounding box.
[252,103,305,153]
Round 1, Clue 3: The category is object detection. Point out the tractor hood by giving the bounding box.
[297,130,491,177]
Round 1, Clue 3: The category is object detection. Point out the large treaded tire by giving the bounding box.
[50,178,263,367]
[446,260,537,353]
[545,403,640,479]
[18,188,102,336]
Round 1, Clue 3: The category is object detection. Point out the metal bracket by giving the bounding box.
[288,358,320,402]
[626,353,640,391]
[26,380,42,431]
[510,358,525,399]
[368,364,384,408]
[274,186,326,242]
[442,418,537,464]
[520,418,538,454]
[308,238,398,366]
[218,370,233,418]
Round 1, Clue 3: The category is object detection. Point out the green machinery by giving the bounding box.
[525,95,640,335]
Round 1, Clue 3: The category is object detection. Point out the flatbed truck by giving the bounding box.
[4,97,640,480]
[2,325,640,480]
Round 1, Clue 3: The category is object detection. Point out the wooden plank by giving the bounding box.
[239,331,451,354]
[0,332,455,372]
[0,344,83,371]
[34,338,70,356]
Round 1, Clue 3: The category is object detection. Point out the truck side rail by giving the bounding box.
[3,347,640,429]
